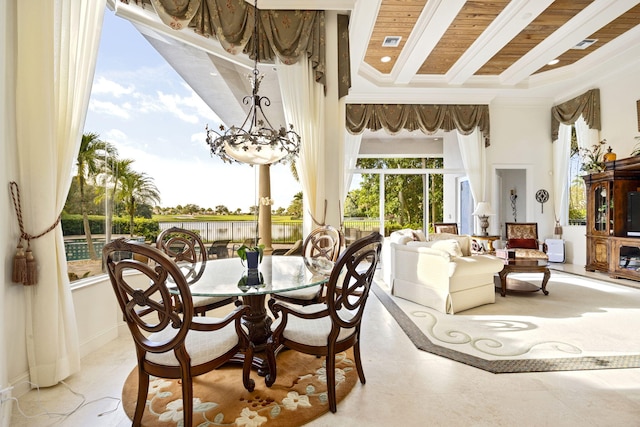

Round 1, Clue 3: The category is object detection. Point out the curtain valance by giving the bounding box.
[129,0,330,88]
[345,104,491,146]
[551,88,601,141]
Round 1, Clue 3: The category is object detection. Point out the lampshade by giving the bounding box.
[473,202,495,216]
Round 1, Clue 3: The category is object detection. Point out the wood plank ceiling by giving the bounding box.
[365,0,640,80]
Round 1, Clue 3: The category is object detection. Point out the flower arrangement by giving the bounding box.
[631,136,640,157]
[579,139,607,173]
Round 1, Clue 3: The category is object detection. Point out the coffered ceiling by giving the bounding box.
[110,0,640,129]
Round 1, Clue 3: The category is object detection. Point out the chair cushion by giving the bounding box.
[274,284,322,301]
[513,249,549,260]
[192,295,233,308]
[146,317,240,367]
[272,304,356,347]
[508,238,538,249]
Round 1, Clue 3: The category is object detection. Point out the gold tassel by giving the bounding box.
[25,244,37,286]
[12,242,26,284]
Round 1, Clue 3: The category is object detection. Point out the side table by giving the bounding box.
[472,235,501,253]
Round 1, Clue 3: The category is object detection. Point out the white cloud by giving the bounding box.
[91,76,135,97]
[156,91,199,124]
[89,99,131,119]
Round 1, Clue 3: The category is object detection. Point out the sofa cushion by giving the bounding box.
[429,239,463,257]
[428,233,471,256]
[508,238,538,249]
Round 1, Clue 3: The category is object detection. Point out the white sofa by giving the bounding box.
[384,230,504,314]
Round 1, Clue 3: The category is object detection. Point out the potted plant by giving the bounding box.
[631,136,640,156]
[579,139,607,173]
[236,243,265,269]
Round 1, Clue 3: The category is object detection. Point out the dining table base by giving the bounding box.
[229,294,273,376]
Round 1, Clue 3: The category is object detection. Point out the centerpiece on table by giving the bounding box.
[236,243,264,270]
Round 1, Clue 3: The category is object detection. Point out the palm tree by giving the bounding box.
[117,171,161,238]
[76,132,116,260]
[95,158,134,243]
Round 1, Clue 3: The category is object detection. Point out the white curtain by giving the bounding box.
[552,123,572,225]
[575,115,599,151]
[276,57,325,234]
[456,128,485,205]
[342,131,363,207]
[15,0,106,387]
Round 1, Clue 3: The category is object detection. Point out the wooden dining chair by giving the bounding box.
[103,238,254,426]
[265,231,383,413]
[156,227,237,315]
[268,225,344,317]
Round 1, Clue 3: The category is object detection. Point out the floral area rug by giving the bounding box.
[374,272,640,373]
[122,349,357,426]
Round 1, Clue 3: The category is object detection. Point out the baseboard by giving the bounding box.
[7,372,30,399]
[79,325,119,358]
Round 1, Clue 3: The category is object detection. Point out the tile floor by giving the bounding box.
[8,264,640,426]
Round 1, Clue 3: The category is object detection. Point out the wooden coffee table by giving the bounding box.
[497,258,550,297]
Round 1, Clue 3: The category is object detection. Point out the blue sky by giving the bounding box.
[84,8,301,211]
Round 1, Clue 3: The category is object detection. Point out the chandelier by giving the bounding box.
[205,0,300,166]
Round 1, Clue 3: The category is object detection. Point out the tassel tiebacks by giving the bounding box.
[9,181,61,286]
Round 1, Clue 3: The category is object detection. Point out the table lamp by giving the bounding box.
[473,202,495,236]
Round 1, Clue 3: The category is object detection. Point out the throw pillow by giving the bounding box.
[411,230,426,241]
[508,238,538,249]
[428,233,471,256]
[430,239,463,257]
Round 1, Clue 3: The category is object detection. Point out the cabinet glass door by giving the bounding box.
[593,184,608,232]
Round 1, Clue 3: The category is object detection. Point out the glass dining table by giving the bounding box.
[172,255,328,370]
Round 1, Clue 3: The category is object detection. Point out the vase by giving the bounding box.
[603,146,616,162]
[245,251,260,269]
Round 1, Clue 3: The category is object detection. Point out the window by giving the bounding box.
[568,127,587,225]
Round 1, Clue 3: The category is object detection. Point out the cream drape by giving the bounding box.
[138,0,329,87]
[276,57,325,234]
[346,104,491,146]
[551,88,601,141]
[552,123,572,225]
[575,115,599,151]
[342,131,363,205]
[550,89,601,229]
[15,0,105,387]
[456,128,485,210]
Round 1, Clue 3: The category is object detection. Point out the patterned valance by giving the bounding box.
[551,88,601,141]
[126,0,345,93]
[346,104,491,146]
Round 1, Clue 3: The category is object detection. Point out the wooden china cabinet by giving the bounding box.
[583,156,640,281]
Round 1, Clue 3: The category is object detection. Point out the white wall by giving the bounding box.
[486,98,556,238]
[597,67,640,156]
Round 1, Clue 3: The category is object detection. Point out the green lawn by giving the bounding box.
[153,214,301,223]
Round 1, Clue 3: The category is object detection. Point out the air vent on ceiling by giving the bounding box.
[382,36,402,47]
[571,39,598,50]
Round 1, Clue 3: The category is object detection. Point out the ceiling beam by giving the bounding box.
[500,0,638,86]
[446,0,553,85]
[394,0,466,84]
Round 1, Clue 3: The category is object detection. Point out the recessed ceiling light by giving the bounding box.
[381,56,391,63]
[547,59,559,66]
[382,36,402,47]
